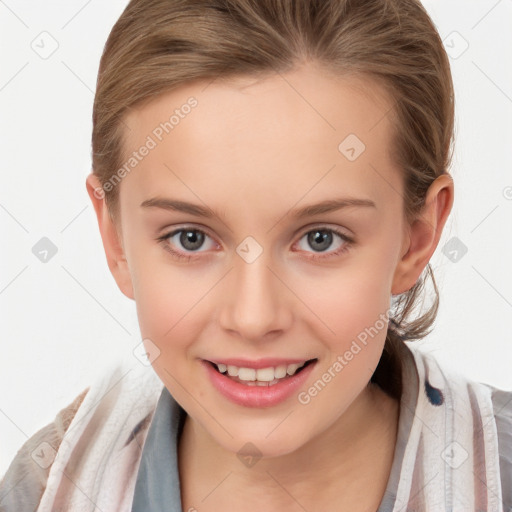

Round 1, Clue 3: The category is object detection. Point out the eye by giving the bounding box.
[293,226,353,260]
[156,227,217,261]
[156,225,353,262]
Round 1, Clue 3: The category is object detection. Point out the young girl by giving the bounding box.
[1,0,511,511]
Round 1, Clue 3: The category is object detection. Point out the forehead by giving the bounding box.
[120,62,400,215]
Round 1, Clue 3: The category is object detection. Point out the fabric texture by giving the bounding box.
[0,387,89,512]
[130,385,186,512]
[1,343,511,512]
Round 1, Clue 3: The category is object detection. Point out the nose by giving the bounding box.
[218,249,293,342]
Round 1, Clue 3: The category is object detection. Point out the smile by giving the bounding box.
[202,358,318,408]
[210,359,316,386]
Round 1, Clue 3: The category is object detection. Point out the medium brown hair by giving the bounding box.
[92,0,455,399]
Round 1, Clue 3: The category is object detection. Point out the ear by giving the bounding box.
[85,172,135,300]
[391,174,454,295]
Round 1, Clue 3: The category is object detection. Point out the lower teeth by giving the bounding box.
[248,379,280,386]
[224,375,283,386]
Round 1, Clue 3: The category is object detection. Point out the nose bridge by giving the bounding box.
[219,246,291,340]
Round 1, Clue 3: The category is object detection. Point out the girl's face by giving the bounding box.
[107,63,415,457]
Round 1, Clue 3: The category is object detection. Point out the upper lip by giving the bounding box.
[206,357,316,369]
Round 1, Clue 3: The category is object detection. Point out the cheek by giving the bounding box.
[298,260,392,346]
[133,273,207,389]
[304,271,391,411]
[128,251,208,353]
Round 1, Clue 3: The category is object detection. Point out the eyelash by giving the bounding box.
[156,225,354,262]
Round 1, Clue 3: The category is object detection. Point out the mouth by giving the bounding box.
[206,358,317,387]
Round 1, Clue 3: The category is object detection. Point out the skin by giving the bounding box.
[86,61,453,511]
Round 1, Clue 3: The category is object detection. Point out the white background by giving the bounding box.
[1,0,511,477]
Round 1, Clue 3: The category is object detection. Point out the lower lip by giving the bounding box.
[202,360,317,408]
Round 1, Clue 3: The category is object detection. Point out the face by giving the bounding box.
[100,62,414,457]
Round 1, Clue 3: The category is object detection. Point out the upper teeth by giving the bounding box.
[216,362,307,381]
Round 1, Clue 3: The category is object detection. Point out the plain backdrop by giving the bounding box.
[1,0,511,477]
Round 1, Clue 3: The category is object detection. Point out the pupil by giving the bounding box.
[181,230,204,251]
[308,230,332,252]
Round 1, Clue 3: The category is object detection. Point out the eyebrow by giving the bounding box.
[140,196,377,219]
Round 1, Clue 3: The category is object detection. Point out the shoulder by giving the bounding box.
[472,382,512,507]
[481,382,512,454]
[0,362,163,512]
[407,345,512,503]
[0,386,89,512]
[483,381,512,422]
[410,344,512,424]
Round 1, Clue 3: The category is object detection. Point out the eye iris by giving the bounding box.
[308,230,332,252]
[180,230,204,251]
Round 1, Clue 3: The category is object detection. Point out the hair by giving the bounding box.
[91,0,455,400]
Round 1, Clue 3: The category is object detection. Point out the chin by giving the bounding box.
[213,424,312,461]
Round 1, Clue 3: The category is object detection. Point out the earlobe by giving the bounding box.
[85,172,135,300]
[391,174,454,295]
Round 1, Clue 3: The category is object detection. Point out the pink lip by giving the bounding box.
[202,359,317,408]
[207,357,313,369]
